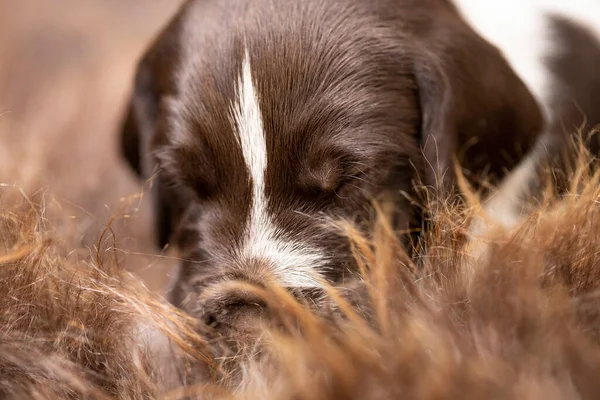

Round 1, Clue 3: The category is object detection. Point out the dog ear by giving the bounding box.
[413,6,544,195]
[118,20,182,249]
[120,100,143,177]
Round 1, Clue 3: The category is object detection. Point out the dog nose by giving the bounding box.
[198,283,268,332]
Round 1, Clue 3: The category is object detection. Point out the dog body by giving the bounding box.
[454,0,600,231]
[121,0,544,322]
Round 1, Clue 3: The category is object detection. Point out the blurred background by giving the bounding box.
[0,1,185,291]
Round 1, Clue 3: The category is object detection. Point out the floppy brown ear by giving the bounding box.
[120,101,142,177]
[118,19,183,249]
[414,8,544,194]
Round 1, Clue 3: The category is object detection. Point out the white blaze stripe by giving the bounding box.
[231,49,327,288]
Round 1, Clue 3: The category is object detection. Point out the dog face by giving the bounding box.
[120,0,542,317]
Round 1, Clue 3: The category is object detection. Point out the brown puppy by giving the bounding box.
[119,0,542,330]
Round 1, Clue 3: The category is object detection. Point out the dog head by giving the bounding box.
[119,0,542,323]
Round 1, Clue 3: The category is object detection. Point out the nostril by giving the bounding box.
[202,312,219,328]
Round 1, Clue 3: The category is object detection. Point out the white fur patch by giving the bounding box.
[230,50,328,288]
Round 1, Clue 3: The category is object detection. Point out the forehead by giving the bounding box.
[158,0,420,195]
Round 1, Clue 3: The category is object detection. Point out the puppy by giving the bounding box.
[119,0,542,329]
